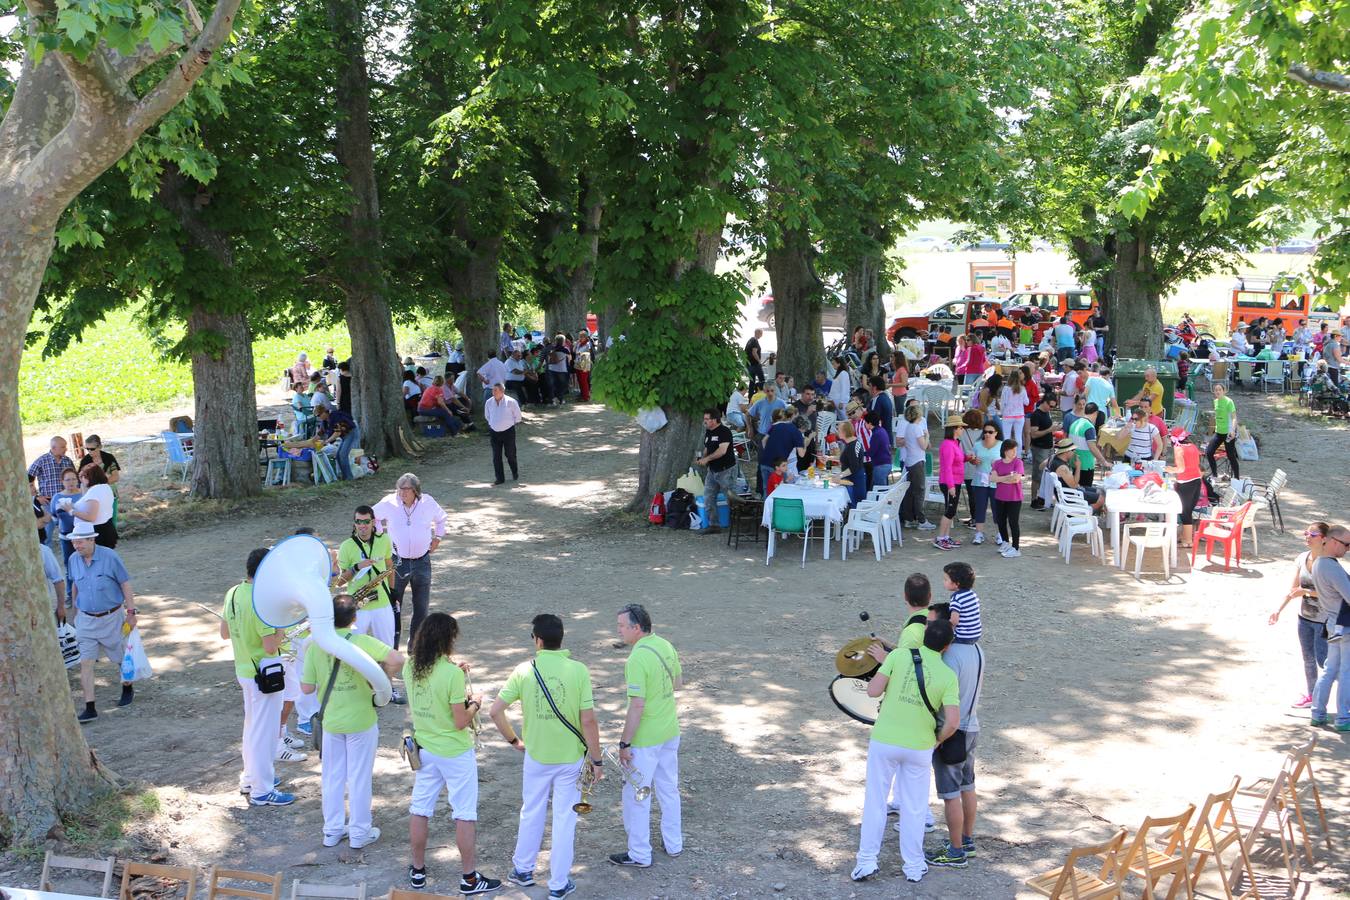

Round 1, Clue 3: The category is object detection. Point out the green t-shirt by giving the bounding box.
[337,533,393,610]
[871,646,960,750]
[1214,395,1236,435]
[302,629,392,734]
[404,656,472,758]
[898,614,928,650]
[222,582,276,680]
[498,649,594,765]
[1068,417,1097,470]
[625,635,682,747]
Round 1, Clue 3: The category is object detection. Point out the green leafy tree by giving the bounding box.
[1123,0,1349,303]
[0,0,244,841]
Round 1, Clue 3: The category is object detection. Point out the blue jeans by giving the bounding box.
[391,551,432,650]
[1096,336,1105,359]
[336,425,360,480]
[961,373,979,386]
[420,406,462,435]
[759,464,774,497]
[1298,616,1329,696]
[968,484,994,524]
[726,411,746,430]
[870,464,892,490]
[1311,630,1349,725]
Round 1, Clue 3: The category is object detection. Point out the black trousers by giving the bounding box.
[994,499,1021,549]
[491,425,518,482]
[1204,432,1239,480]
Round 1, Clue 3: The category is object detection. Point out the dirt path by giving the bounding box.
[5,392,1348,900]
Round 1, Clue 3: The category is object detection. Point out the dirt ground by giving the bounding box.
[7,386,1350,900]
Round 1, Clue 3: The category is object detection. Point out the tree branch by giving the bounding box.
[1286,64,1350,94]
[125,0,243,135]
[105,0,204,80]
[54,51,137,111]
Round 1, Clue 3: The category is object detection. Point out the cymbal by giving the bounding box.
[835,637,880,678]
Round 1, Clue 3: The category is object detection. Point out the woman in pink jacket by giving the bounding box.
[957,337,988,386]
[934,415,968,550]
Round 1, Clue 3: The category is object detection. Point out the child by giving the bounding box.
[941,562,983,644]
[991,439,1025,558]
[764,457,790,497]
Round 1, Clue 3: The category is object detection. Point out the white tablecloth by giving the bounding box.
[762,483,852,560]
[1105,488,1183,569]
[2,889,105,900]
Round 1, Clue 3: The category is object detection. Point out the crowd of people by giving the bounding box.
[707,324,1245,559]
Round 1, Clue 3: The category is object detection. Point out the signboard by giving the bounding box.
[969,261,1015,296]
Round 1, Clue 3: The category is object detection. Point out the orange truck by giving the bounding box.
[886,295,1006,342]
[1000,285,1097,337]
[1227,275,1338,334]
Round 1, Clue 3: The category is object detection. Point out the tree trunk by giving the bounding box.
[444,229,503,410]
[766,230,824,386]
[188,308,261,499]
[845,248,889,360]
[1111,234,1163,360]
[0,227,117,845]
[327,0,417,460]
[596,305,622,354]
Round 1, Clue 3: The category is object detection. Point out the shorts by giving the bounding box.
[933,731,979,799]
[1081,486,1100,505]
[409,746,479,821]
[942,484,961,520]
[76,609,126,664]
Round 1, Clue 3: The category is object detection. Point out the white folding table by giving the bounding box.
[1105,488,1182,570]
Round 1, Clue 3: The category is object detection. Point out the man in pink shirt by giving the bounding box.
[372,473,447,679]
[485,382,524,485]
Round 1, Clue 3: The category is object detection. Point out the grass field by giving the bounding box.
[18,308,429,427]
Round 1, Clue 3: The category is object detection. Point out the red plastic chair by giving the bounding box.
[1193,501,1253,571]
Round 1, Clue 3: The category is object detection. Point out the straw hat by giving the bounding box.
[944,415,965,428]
[1055,437,1075,452]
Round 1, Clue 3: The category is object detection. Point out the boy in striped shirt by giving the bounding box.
[940,563,982,644]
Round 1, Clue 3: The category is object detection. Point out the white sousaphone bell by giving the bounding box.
[252,533,392,707]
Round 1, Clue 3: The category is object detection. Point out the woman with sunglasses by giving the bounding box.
[968,421,1003,547]
[1269,523,1330,709]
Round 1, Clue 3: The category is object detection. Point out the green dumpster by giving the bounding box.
[1113,359,1178,420]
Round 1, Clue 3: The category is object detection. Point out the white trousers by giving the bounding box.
[622,736,683,864]
[238,670,283,796]
[857,741,931,880]
[1003,416,1024,457]
[321,723,379,844]
[354,605,396,647]
[511,754,583,891]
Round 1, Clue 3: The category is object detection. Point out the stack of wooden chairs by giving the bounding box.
[1025,737,1332,899]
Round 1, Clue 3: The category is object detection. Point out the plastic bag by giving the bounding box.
[676,467,705,496]
[1235,426,1259,461]
[57,623,79,669]
[121,626,154,683]
[636,407,668,433]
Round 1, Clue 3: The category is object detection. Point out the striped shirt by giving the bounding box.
[1128,423,1159,461]
[950,589,983,641]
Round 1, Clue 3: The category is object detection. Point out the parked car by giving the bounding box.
[1265,238,1319,254]
[902,236,955,252]
[962,240,1013,252]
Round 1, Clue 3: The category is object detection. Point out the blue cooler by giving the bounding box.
[695,495,731,529]
[421,424,449,437]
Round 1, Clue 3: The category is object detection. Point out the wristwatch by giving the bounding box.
[618,741,632,750]
[590,757,604,766]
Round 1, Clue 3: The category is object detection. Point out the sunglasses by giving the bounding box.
[354,517,373,524]
[1304,530,1322,539]
[983,429,997,434]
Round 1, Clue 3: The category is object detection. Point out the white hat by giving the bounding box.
[62,520,97,541]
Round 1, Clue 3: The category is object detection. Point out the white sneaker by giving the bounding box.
[972,532,985,545]
[275,746,308,762]
[323,829,348,848]
[282,732,307,750]
[1002,547,1022,558]
[850,863,879,882]
[917,521,937,532]
[994,535,1005,547]
[351,826,381,850]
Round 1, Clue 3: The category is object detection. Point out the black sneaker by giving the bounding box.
[117,686,134,707]
[925,842,969,868]
[506,870,534,888]
[77,706,98,723]
[408,866,426,890]
[547,882,576,900]
[962,836,976,857]
[608,852,651,868]
[459,872,501,895]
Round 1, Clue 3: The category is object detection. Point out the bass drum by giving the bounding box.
[829,674,881,725]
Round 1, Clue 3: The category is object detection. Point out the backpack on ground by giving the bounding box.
[648,492,667,526]
[665,489,694,529]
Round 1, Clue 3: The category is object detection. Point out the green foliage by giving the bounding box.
[1123,0,1348,305]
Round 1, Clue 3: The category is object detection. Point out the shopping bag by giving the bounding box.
[120,626,154,682]
[57,623,79,669]
[636,407,668,433]
[676,467,705,496]
[1234,427,1259,462]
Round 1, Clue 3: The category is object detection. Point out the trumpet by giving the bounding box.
[604,745,651,801]
[573,759,597,814]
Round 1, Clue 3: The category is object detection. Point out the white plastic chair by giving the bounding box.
[1127,523,1171,579]
[842,505,888,561]
[1059,514,1104,563]
[1050,485,1091,536]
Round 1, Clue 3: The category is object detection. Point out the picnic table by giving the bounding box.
[1105,487,1183,570]
[761,482,852,560]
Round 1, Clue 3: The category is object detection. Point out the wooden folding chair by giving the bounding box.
[1119,805,1196,899]
[70,432,86,462]
[387,890,457,900]
[1228,770,1299,895]
[290,882,366,900]
[1165,777,1259,900]
[1025,828,1128,899]
[207,868,282,900]
[119,863,197,900]
[1239,736,1331,863]
[40,851,116,897]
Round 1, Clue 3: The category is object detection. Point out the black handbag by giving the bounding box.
[911,648,979,765]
